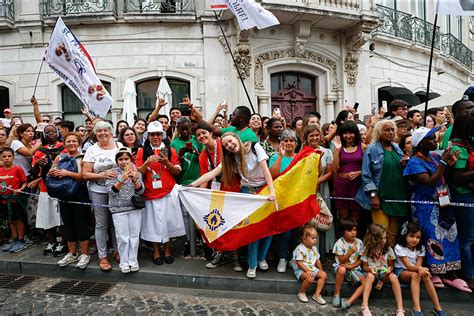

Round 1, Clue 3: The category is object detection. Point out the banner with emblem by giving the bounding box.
[178,146,320,251]
[45,17,113,118]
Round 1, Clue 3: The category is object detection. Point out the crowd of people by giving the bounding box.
[0,87,473,315]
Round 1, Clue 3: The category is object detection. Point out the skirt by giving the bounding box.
[140,193,186,243]
[35,192,61,230]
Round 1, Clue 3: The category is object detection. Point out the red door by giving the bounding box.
[271,72,317,122]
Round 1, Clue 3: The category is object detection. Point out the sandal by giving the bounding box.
[396,309,405,316]
[361,305,372,316]
[431,275,444,288]
[98,257,112,272]
[442,278,473,293]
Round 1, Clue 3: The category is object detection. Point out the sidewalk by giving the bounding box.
[0,241,471,303]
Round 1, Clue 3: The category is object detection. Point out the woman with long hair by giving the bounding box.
[137,121,185,265]
[133,119,147,145]
[191,132,276,279]
[9,124,42,177]
[115,120,129,140]
[333,121,366,222]
[118,127,140,162]
[82,121,122,272]
[249,113,264,141]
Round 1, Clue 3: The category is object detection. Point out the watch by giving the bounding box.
[370,191,377,198]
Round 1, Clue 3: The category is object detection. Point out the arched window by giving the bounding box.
[0,86,9,117]
[136,78,190,119]
[61,81,111,127]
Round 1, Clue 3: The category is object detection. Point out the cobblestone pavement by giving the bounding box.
[0,276,472,315]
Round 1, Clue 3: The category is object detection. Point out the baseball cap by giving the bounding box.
[3,108,11,114]
[144,121,166,139]
[412,126,438,147]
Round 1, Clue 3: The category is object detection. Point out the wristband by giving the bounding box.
[440,160,448,166]
[118,177,125,184]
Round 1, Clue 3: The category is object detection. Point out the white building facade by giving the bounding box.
[0,0,472,126]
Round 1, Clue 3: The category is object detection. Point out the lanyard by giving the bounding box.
[147,148,163,179]
[205,141,218,170]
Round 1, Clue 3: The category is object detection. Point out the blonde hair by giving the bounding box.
[363,223,389,258]
[221,132,247,187]
[371,120,397,144]
[302,222,317,241]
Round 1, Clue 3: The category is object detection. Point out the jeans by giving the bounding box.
[88,190,117,258]
[278,230,293,260]
[453,194,474,279]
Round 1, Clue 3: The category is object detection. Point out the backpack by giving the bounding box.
[45,154,81,200]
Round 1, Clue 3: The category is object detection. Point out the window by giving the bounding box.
[136,78,190,119]
[441,15,450,34]
[457,16,463,40]
[410,0,425,19]
[376,0,395,9]
[62,81,111,127]
[0,86,9,118]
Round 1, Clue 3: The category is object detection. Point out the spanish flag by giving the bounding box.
[178,146,320,251]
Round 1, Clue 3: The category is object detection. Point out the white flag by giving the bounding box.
[178,186,269,243]
[45,17,113,118]
[227,0,279,30]
[437,0,474,16]
[209,0,228,10]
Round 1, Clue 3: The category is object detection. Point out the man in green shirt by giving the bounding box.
[220,106,259,143]
[439,99,473,150]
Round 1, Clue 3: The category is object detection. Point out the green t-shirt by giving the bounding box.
[221,126,259,143]
[450,142,471,195]
[170,135,204,185]
[439,125,453,150]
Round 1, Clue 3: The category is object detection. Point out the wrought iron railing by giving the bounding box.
[42,0,118,17]
[375,4,471,69]
[0,0,14,22]
[441,33,472,69]
[124,0,194,14]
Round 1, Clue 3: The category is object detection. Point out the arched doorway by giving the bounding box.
[271,72,317,121]
[0,86,9,115]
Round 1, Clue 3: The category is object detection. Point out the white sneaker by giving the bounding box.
[277,259,287,273]
[75,254,90,269]
[258,260,269,271]
[121,266,131,274]
[312,295,327,305]
[297,292,308,303]
[130,265,139,272]
[57,253,78,267]
[246,267,257,279]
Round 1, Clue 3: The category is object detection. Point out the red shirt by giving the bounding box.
[32,143,66,193]
[198,138,240,192]
[136,146,180,200]
[0,165,27,202]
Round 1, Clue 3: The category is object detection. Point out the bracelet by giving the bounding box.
[440,160,448,166]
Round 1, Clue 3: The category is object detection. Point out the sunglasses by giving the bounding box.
[149,132,162,137]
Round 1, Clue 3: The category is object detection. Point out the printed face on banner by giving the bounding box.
[437,0,474,15]
[45,17,113,118]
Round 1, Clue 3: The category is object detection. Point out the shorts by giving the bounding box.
[293,266,320,281]
[333,264,365,284]
[394,267,405,277]
[0,202,25,221]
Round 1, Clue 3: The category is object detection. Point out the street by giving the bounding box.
[0,275,473,315]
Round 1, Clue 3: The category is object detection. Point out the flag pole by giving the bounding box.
[214,11,257,114]
[32,57,45,97]
[423,13,438,126]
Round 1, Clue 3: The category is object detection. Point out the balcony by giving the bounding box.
[42,0,118,24]
[375,4,471,69]
[0,0,14,29]
[123,0,196,22]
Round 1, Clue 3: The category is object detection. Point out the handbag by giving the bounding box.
[131,195,146,209]
[45,154,81,200]
[313,194,333,231]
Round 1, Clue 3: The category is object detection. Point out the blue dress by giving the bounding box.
[403,153,461,274]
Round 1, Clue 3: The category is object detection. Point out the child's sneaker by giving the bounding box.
[9,241,27,253]
[312,295,326,305]
[57,253,78,267]
[258,260,269,271]
[341,298,351,310]
[53,244,68,257]
[361,305,372,316]
[433,309,447,316]
[232,253,243,272]
[331,295,341,307]
[297,292,308,303]
[2,240,14,252]
[43,242,55,256]
[206,252,225,269]
[246,267,257,279]
[76,254,90,269]
[277,259,287,273]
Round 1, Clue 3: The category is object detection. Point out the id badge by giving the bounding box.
[211,181,221,191]
[437,185,450,208]
[152,180,163,190]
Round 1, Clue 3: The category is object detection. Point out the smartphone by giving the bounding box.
[124,162,132,173]
[371,103,377,115]
[380,101,388,114]
[353,102,360,111]
[273,108,281,118]
[160,146,168,158]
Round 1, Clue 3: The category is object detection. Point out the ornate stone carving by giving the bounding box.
[344,21,378,86]
[218,36,229,53]
[254,49,340,90]
[234,30,252,79]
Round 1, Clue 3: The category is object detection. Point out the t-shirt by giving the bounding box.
[332,237,364,265]
[291,243,320,273]
[198,138,240,192]
[136,145,180,200]
[0,166,27,202]
[241,142,268,187]
[450,141,471,195]
[222,126,259,143]
[170,136,203,185]
[83,142,123,193]
[269,154,294,174]
[439,125,452,150]
[394,244,425,269]
[361,247,395,271]
[10,140,33,176]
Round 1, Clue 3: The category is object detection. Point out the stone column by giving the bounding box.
[258,95,271,117]
[323,95,337,123]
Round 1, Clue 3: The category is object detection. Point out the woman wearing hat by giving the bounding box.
[403,127,470,292]
[136,121,186,265]
[82,121,123,272]
[106,147,144,273]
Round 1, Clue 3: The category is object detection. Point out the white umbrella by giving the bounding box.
[411,87,467,111]
[156,76,172,116]
[122,78,137,126]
